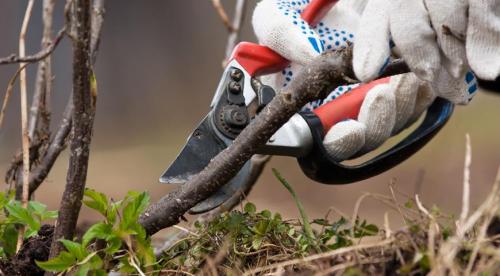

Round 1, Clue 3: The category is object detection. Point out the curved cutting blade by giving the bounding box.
[159,114,253,213]
[189,160,252,214]
[159,115,227,184]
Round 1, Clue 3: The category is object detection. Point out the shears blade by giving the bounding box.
[159,115,227,184]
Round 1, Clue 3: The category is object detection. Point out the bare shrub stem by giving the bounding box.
[17,0,35,252]
[49,0,93,258]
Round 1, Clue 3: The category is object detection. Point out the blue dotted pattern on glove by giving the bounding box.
[316,22,354,51]
[465,70,478,102]
[276,0,324,53]
[274,0,357,111]
[301,83,361,112]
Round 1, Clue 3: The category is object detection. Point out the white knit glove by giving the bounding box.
[252,0,440,161]
[353,0,499,101]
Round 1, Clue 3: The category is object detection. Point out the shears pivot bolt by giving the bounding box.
[230,69,243,81]
[228,81,242,94]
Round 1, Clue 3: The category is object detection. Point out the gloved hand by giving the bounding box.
[252,0,448,161]
[353,0,500,88]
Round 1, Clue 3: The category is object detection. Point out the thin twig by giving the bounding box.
[351,192,370,236]
[90,0,106,65]
[17,0,35,253]
[1,29,64,130]
[383,211,392,239]
[210,0,235,32]
[434,167,500,272]
[243,238,395,275]
[0,28,65,65]
[0,64,29,129]
[25,99,73,198]
[460,133,471,225]
[465,207,496,275]
[29,0,57,141]
[224,0,247,64]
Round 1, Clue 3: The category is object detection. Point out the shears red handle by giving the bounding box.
[229,0,382,135]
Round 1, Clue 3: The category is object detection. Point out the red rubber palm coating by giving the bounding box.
[302,0,338,27]
[313,77,391,133]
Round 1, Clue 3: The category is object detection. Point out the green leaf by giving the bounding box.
[83,189,109,217]
[74,263,90,276]
[105,236,122,254]
[82,222,112,246]
[93,269,107,276]
[88,254,104,270]
[332,217,348,233]
[404,200,414,209]
[312,219,330,226]
[260,210,272,219]
[28,201,47,215]
[5,200,40,231]
[36,251,76,272]
[2,224,18,256]
[60,239,87,260]
[41,210,58,221]
[25,227,38,239]
[253,220,270,235]
[363,224,379,236]
[121,192,149,228]
[107,200,123,224]
[244,202,256,214]
[252,236,263,250]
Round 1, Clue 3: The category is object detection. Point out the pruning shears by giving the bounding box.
[158,0,475,214]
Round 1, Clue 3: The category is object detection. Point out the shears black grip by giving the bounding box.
[297,98,454,184]
[478,77,500,94]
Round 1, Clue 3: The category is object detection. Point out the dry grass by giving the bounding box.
[156,136,500,275]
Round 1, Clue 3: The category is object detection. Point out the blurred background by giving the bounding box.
[0,1,499,235]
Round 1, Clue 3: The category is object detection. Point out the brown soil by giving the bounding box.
[0,225,53,276]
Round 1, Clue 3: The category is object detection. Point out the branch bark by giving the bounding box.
[139,49,356,235]
[154,154,270,256]
[18,99,73,199]
[10,0,106,201]
[90,0,105,64]
[28,0,56,141]
[49,0,93,258]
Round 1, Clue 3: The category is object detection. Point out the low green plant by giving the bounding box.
[0,191,58,258]
[36,189,156,275]
[159,171,379,273]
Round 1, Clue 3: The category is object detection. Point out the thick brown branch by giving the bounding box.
[154,154,270,256]
[139,49,355,235]
[49,0,93,258]
[0,28,65,65]
[16,0,106,199]
[197,154,271,221]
